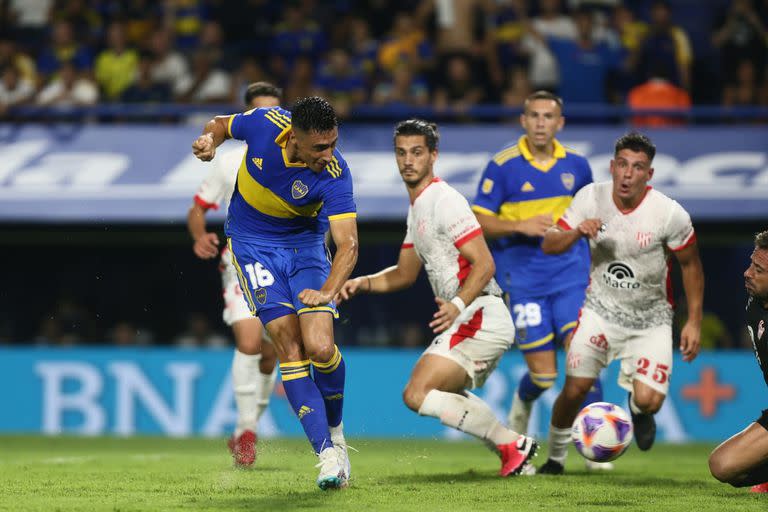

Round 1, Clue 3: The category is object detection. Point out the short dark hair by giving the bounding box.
[756,231,768,250]
[393,119,440,151]
[524,90,563,112]
[614,132,656,162]
[243,81,282,106]
[291,96,338,133]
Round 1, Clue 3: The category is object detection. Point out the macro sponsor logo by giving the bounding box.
[602,262,640,289]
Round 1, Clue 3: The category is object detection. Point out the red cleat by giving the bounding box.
[750,482,768,493]
[227,430,257,467]
[498,435,538,477]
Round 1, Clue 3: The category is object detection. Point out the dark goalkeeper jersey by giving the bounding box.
[746,296,768,388]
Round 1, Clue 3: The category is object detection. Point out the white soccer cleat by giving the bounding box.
[507,392,533,435]
[315,447,343,490]
[333,441,352,487]
[584,459,615,471]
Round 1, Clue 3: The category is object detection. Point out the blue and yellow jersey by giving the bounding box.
[224,107,356,248]
[472,136,592,298]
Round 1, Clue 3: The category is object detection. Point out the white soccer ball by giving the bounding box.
[571,402,633,462]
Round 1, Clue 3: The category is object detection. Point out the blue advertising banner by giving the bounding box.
[0,125,765,221]
[0,347,763,442]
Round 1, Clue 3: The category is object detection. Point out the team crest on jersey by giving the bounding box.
[560,172,575,191]
[255,287,267,305]
[759,320,765,340]
[252,157,263,170]
[291,180,309,199]
[636,231,653,248]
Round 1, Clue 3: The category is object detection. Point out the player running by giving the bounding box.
[709,230,768,492]
[472,91,605,464]
[537,132,704,474]
[192,97,358,490]
[187,82,281,467]
[336,119,538,477]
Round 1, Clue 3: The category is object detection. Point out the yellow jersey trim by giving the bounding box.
[281,371,310,381]
[328,212,357,221]
[326,156,343,178]
[265,109,290,130]
[472,205,497,216]
[272,123,306,168]
[498,195,573,222]
[518,135,566,172]
[227,238,256,315]
[493,145,521,166]
[237,156,322,219]
[559,321,578,333]
[278,302,296,310]
[226,115,234,138]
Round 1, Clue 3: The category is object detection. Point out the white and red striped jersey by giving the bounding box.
[558,181,695,329]
[193,145,246,211]
[403,178,502,300]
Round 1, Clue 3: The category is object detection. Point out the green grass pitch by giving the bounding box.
[0,436,764,511]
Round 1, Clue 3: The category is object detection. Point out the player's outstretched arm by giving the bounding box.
[192,116,231,161]
[186,202,219,259]
[675,242,704,362]
[429,235,495,334]
[299,217,359,307]
[335,246,423,304]
[475,211,553,239]
[541,218,601,254]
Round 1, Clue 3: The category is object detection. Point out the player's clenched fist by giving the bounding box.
[334,277,367,304]
[193,232,220,259]
[299,288,334,308]
[577,218,603,239]
[192,133,216,161]
[518,214,552,237]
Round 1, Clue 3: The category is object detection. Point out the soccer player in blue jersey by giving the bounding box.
[192,97,358,490]
[472,91,606,468]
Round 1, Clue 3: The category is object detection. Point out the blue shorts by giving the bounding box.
[508,284,586,354]
[227,238,338,325]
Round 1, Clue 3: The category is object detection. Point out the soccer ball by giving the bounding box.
[571,402,633,462]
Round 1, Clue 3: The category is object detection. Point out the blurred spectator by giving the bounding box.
[637,0,693,90]
[399,322,428,348]
[148,29,190,96]
[119,0,161,47]
[531,8,622,104]
[165,0,205,50]
[0,64,34,113]
[612,4,648,55]
[35,298,94,346]
[109,321,153,346]
[175,313,229,348]
[0,36,37,85]
[271,5,327,64]
[713,0,767,91]
[520,0,576,91]
[121,52,171,103]
[313,48,366,118]
[9,0,53,49]
[372,62,429,107]
[50,0,102,46]
[198,20,227,69]
[347,17,379,88]
[176,50,231,103]
[283,56,315,107]
[94,22,138,100]
[433,54,484,113]
[230,57,271,106]
[417,0,495,58]
[628,63,690,127]
[500,65,531,108]
[723,59,761,108]
[488,0,528,90]
[378,11,433,75]
[36,20,94,79]
[36,60,98,106]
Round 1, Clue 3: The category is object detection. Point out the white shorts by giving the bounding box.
[221,246,254,326]
[566,307,673,395]
[422,295,515,389]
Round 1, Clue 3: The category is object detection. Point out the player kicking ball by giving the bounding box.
[709,231,768,492]
[537,132,704,474]
[336,120,538,476]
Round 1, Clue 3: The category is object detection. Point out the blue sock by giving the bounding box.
[581,379,604,407]
[517,371,557,401]
[311,345,345,428]
[280,360,331,453]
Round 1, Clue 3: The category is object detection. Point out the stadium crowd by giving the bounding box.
[0,0,766,117]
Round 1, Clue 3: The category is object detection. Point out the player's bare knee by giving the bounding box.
[307,342,335,364]
[402,384,427,413]
[633,388,664,414]
[708,451,737,483]
[563,380,591,403]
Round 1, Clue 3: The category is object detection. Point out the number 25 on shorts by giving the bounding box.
[636,357,669,384]
[244,262,274,288]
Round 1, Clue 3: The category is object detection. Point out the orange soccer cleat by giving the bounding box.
[498,435,538,477]
[750,482,768,493]
[227,430,257,467]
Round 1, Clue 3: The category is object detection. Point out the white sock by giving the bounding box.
[256,367,277,421]
[232,350,261,436]
[547,425,572,464]
[330,422,345,444]
[419,389,517,445]
[628,393,643,415]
